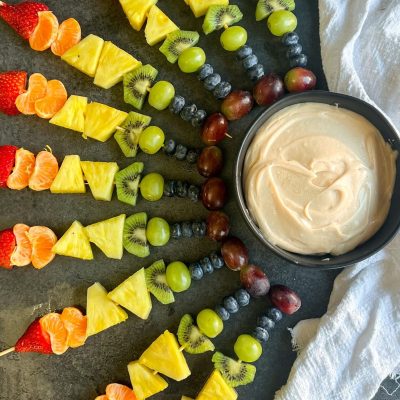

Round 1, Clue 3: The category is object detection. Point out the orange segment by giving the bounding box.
[7,148,36,190]
[15,73,48,115]
[60,307,87,348]
[29,11,59,51]
[29,150,59,191]
[51,18,81,56]
[106,384,137,400]
[28,226,57,269]
[35,80,67,119]
[95,396,109,400]
[10,223,32,267]
[40,313,68,355]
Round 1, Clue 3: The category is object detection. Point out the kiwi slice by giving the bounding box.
[145,260,175,305]
[178,314,215,354]
[123,212,150,258]
[212,352,256,388]
[255,0,295,21]
[159,30,200,63]
[114,112,152,157]
[115,162,144,206]
[203,5,243,35]
[123,64,158,110]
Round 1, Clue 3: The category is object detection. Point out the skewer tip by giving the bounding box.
[0,347,15,357]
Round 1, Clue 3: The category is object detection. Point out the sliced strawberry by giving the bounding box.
[0,1,49,40]
[0,228,16,269]
[0,71,27,115]
[0,145,18,187]
[15,319,53,354]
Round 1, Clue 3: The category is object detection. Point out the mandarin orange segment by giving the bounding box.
[29,11,59,51]
[60,307,88,348]
[51,18,81,57]
[40,313,68,355]
[10,223,32,267]
[7,148,36,190]
[29,150,59,191]
[28,226,57,269]
[106,383,137,400]
[15,73,48,115]
[35,80,68,119]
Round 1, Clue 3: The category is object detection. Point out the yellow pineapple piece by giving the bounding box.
[61,34,104,77]
[84,102,128,142]
[139,330,191,381]
[49,95,88,133]
[52,220,93,260]
[196,370,237,400]
[50,155,85,194]
[86,282,128,336]
[185,0,229,17]
[127,361,168,400]
[145,5,178,46]
[119,0,158,31]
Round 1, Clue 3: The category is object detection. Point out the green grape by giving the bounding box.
[197,309,223,338]
[139,126,165,154]
[146,217,170,246]
[234,334,263,362]
[148,81,175,110]
[220,26,248,51]
[140,173,164,201]
[178,47,206,73]
[267,10,297,37]
[166,261,191,292]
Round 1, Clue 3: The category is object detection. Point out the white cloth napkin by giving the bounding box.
[274,0,400,399]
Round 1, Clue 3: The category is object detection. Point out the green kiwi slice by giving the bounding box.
[203,5,243,35]
[256,0,295,21]
[123,212,150,258]
[145,260,175,304]
[212,351,256,388]
[123,64,158,110]
[159,30,200,63]
[115,162,143,206]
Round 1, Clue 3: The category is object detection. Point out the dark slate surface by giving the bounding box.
[0,1,390,399]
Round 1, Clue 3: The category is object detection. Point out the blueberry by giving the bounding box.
[223,296,239,314]
[204,73,221,91]
[267,307,283,322]
[163,180,175,197]
[215,305,230,321]
[282,32,299,46]
[188,184,200,202]
[171,223,182,239]
[164,139,176,155]
[169,95,185,114]
[190,263,203,280]
[186,149,199,164]
[243,54,258,70]
[236,45,253,60]
[213,82,232,99]
[181,222,193,238]
[289,54,308,68]
[192,220,205,237]
[191,109,207,127]
[210,252,224,269]
[175,180,189,197]
[174,144,188,160]
[257,315,275,330]
[253,327,269,343]
[198,221,207,236]
[247,64,265,81]
[198,64,213,80]
[200,257,214,274]
[180,104,197,121]
[235,289,250,307]
[286,43,302,59]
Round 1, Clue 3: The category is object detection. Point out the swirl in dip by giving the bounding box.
[243,102,397,256]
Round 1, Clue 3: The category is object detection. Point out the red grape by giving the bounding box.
[240,265,270,297]
[201,177,227,210]
[206,211,230,241]
[197,146,223,178]
[269,284,301,315]
[221,90,254,121]
[284,67,316,93]
[201,113,229,145]
[253,73,285,106]
[221,237,249,271]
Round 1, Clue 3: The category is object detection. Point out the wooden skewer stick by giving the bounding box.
[0,347,15,357]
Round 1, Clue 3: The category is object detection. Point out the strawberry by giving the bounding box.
[15,319,53,354]
[0,228,16,269]
[0,71,27,115]
[0,145,18,187]
[0,1,49,40]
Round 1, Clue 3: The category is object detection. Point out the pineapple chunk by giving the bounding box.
[84,102,128,142]
[119,0,158,31]
[196,370,237,400]
[94,41,142,89]
[186,0,229,17]
[50,155,85,194]
[108,268,152,320]
[61,35,104,77]
[84,214,126,259]
[52,220,93,260]
[86,282,128,336]
[50,95,88,133]
[81,161,119,201]
[139,330,191,381]
[145,5,179,46]
[127,361,168,400]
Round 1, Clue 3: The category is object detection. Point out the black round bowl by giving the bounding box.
[235,91,400,269]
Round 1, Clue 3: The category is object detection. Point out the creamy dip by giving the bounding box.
[243,102,397,256]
